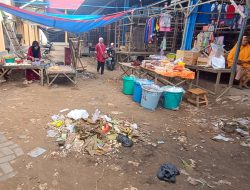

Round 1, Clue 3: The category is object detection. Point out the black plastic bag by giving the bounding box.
[117,134,133,147]
[157,163,180,183]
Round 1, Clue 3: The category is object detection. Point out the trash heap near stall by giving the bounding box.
[47,109,148,156]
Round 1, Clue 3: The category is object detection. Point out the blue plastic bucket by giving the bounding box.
[161,86,184,110]
[141,85,163,110]
[133,79,153,103]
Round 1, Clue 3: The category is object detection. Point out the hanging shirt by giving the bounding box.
[237,5,244,26]
[196,4,211,24]
[159,13,172,32]
[226,5,236,19]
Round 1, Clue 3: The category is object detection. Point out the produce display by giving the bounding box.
[141,59,195,80]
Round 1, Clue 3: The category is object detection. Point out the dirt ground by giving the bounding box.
[0,48,250,190]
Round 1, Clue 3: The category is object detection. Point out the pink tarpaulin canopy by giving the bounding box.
[49,0,85,10]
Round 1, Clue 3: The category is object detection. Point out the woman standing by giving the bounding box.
[95,37,107,75]
[26,41,41,82]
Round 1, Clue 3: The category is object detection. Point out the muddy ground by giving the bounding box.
[0,48,250,190]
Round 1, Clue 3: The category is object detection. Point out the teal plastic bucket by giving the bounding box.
[133,79,153,103]
[141,85,163,110]
[161,86,184,110]
[122,76,135,95]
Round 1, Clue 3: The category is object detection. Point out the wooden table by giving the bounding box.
[140,67,193,87]
[186,65,231,94]
[116,51,155,62]
[0,64,47,85]
[118,62,141,78]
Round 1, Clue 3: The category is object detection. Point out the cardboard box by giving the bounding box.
[197,57,209,65]
[176,50,200,65]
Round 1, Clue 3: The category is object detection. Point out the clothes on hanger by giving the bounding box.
[196,3,211,24]
[226,4,236,19]
[218,3,228,20]
[159,13,172,32]
[211,2,219,20]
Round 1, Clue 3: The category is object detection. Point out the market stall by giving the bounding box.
[0,56,48,85]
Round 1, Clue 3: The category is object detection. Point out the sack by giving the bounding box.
[103,53,109,59]
[99,43,108,59]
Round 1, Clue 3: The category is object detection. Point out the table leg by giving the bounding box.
[0,69,10,78]
[196,70,200,86]
[215,72,222,94]
[40,69,44,86]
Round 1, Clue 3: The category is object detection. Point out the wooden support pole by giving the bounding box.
[65,9,68,44]
[0,22,5,51]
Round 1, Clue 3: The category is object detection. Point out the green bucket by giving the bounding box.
[162,86,184,110]
[122,76,135,95]
[5,58,15,63]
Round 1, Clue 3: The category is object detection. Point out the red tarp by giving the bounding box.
[49,0,85,10]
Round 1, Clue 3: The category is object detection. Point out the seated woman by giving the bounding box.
[227,36,250,88]
[26,41,41,82]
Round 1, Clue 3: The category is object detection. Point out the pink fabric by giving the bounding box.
[160,27,171,32]
[49,0,85,10]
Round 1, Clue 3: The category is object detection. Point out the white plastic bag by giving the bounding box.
[67,109,89,120]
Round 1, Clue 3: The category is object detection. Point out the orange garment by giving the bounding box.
[227,44,250,68]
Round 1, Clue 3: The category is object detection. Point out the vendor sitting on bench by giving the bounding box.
[227,36,250,88]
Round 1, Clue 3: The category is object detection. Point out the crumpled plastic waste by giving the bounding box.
[67,109,89,120]
[212,134,234,142]
[117,134,133,147]
[27,147,46,158]
[47,130,58,138]
[157,163,180,183]
[66,125,75,133]
[235,128,249,137]
[51,120,63,128]
[92,109,100,123]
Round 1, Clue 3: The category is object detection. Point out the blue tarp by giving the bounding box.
[0,3,129,33]
[182,0,198,50]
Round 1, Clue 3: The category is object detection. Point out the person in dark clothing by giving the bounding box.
[26,41,41,82]
[106,42,116,71]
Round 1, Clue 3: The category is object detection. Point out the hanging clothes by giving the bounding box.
[160,36,167,51]
[211,2,219,20]
[196,4,211,24]
[219,3,227,20]
[226,4,236,19]
[236,4,244,29]
[144,18,157,44]
[159,13,172,32]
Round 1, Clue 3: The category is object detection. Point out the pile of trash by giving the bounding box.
[47,109,147,156]
[211,117,250,146]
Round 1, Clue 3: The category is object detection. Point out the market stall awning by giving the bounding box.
[48,0,85,10]
[0,3,130,33]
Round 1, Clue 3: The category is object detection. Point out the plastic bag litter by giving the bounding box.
[27,147,46,158]
[130,123,138,130]
[92,109,101,123]
[101,115,112,122]
[212,134,234,142]
[161,86,185,93]
[67,109,89,120]
[157,163,180,183]
[47,130,58,138]
[66,125,75,133]
[117,134,133,147]
[51,115,61,121]
[235,128,249,137]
